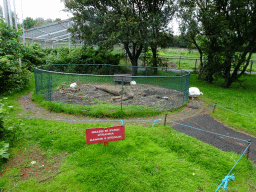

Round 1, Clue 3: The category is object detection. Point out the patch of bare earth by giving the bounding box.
[0,144,68,183]
[51,83,185,110]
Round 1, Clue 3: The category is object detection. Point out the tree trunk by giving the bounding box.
[191,37,204,79]
[221,77,233,88]
[197,52,204,79]
[130,58,138,76]
[204,37,218,83]
[205,72,214,83]
[123,43,143,76]
[205,56,214,83]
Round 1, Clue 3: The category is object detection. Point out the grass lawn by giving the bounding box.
[1,119,255,191]
[1,72,256,191]
[113,46,256,71]
[158,48,256,72]
[190,73,256,137]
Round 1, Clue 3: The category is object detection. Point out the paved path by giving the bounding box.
[17,93,256,163]
[171,114,256,163]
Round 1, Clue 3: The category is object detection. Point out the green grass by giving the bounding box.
[158,48,256,71]
[31,91,188,119]
[1,70,256,191]
[190,73,256,137]
[112,46,256,71]
[1,118,255,191]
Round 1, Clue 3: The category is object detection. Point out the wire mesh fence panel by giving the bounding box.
[34,64,190,112]
[138,55,256,73]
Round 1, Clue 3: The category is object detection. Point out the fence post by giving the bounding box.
[40,71,43,93]
[246,140,251,159]
[121,76,123,111]
[195,59,197,71]
[164,113,168,125]
[179,56,181,68]
[213,102,217,112]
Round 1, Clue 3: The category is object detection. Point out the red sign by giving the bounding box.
[86,126,125,145]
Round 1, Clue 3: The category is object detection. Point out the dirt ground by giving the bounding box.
[51,83,185,110]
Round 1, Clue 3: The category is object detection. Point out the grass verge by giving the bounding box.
[190,73,256,137]
[1,69,256,191]
[1,119,255,191]
[113,46,256,71]
[31,91,188,119]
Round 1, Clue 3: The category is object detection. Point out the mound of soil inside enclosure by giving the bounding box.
[51,83,185,110]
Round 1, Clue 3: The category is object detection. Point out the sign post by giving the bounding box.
[86,126,125,145]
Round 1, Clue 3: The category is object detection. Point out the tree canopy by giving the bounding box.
[23,17,64,30]
[179,0,256,87]
[63,0,176,75]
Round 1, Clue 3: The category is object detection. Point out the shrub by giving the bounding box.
[0,99,24,165]
[44,46,123,74]
[0,101,9,164]
[22,43,46,71]
[0,56,31,94]
[0,19,22,59]
[45,47,122,65]
[0,18,31,94]
[0,102,5,141]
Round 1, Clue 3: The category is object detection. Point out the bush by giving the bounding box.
[22,43,46,71]
[0,18,31,94]
[0,101,9,164]
[45,46,122,66]
[0,56,31,94]
[0,99,24,165]
[0,19,22,59]
[43,46,123,74]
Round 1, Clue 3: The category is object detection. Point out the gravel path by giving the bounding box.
[17,93,212,126]
[17,93,255,163]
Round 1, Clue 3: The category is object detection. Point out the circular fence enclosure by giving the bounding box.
[34,64,190,112]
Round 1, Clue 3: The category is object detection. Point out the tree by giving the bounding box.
[23,17,59,29]
[62,0,175,76]
[45,18,53,25]
[63,0,146,75]
[178,0,204,78]
[144,0,175,74]
[35,17,45,27]
[54,18,62,22]
[182,0,256,87]
[23,17,36,29]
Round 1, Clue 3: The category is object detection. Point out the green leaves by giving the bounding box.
[0,102,9,160]
[0,19,31,94]
[0,142,9,159]
[0,56,31,94]
[63,0,176,74]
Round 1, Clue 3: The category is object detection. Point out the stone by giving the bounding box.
[187,104,199,109]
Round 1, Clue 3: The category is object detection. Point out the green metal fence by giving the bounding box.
[34,64,190,112]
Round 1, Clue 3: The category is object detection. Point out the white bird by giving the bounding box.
[189,87,203,96]
[70,82,77,89]
[130,80,136,85]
